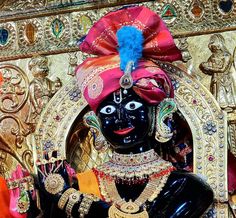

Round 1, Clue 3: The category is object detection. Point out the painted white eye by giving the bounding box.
[100,105,116,114]
[125,101,142,110]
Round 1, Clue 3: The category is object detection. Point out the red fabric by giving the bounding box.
[228,150,236,192]
[79,6,182,61]
[76,6,182,112]
[0,177,12,218]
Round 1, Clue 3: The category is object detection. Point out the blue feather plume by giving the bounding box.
[117,26,144,71]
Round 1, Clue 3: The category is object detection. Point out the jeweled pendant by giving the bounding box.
[120,200,140,214]
[108,204,149,218]
[120,74,133,89]
[44,173,65,195]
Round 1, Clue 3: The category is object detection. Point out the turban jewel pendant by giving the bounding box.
[119,61,134,90]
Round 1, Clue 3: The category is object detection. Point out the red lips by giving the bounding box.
[113,127,135,135]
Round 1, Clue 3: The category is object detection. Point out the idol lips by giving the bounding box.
[113,127,135,135]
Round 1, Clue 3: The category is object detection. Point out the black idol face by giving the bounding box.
[97,89,151,149]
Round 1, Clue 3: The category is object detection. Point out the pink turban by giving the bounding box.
[76,6,182,112]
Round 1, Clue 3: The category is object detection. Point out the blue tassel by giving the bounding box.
[117,26,144,71]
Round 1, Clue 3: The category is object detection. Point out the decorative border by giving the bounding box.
[158,61,228,203]
[215,202,229,217]
[0,0,146,20]
[1,1,236,61]
[33,78,86,161]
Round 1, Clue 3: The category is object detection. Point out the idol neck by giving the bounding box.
[114,139,152,154]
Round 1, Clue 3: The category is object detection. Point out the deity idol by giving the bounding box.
[36,6,214,218]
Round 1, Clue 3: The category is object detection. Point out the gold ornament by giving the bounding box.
[106,176,169,218]
[44,173,65,195]
[17,190,30,214]
[120,200,140,213]
[95,149,174,182]
[109,204,148,218]
[78,194,99,218]
[98,158,172,218]
[66,192,82,218]
[96,151,174,218]
[119,61,134,89]
[83,111,109,151]
[155,98,177,143]
[7,175,34,190]
[58,188,77,210]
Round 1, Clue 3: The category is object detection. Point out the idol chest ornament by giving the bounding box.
[44,173,65,195]
[94,149,175,218]
[37,158,65,195]
[107,175,169,218]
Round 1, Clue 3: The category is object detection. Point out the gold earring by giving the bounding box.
[155,98,177,143]
[83,111,109,152]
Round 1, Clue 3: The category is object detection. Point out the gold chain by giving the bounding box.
[101,172,171,218]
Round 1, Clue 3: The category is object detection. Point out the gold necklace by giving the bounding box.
[94,150,175,217]
[104,173,171,218]
[95,149,173,183]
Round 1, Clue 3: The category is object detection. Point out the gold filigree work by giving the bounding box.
[0,64,29,113]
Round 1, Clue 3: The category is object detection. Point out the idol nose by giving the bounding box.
[115,106,130,124]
